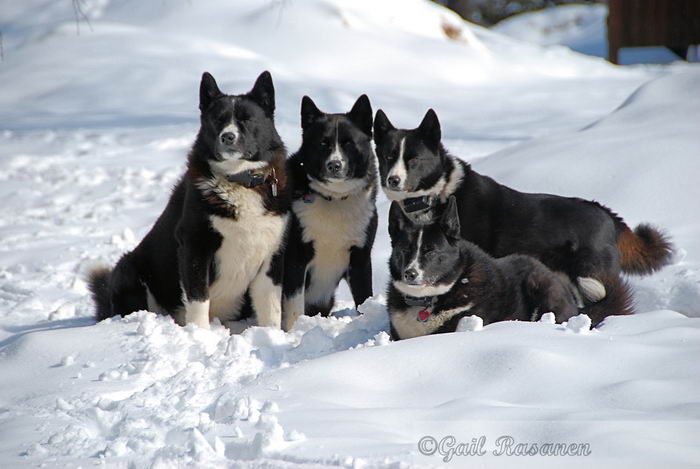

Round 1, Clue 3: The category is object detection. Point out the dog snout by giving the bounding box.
[220,132,236,146]
[403,268,419,284]
[387,175,401,189]
[326,160,343,176]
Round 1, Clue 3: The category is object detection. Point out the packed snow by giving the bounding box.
[1,0,699,467]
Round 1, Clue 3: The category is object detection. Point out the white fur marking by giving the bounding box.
[185,299,210,329]
[282,291,305,332]
[250,259,282,329]
[308,176,366,199]
[391,302,473,339]
[329,138,343,163]
[146,288,167,316]
[392,280,455,298]
[383,154,464,203]
[577,277,607,302]
[386,137,407,190]
[440,156,465,202]
[210,159,267,178]
[405,229,425,284]
[290,188,374,309]
[204,187,286,324]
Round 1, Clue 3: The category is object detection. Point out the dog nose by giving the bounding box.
[403,268,419,283]
[220,132,236,146]
[326,160,342,175]
[387,175,400,189]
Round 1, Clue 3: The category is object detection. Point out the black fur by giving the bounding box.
[88,71,290,328]
[375,109,672,316]
[282,95,378,330]
[387,197,581,340]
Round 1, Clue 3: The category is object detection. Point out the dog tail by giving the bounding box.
[581,274,634,326]
[87,265,114,321]
[586,201,673,276]
[616,223,673,275]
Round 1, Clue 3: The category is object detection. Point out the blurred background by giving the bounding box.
[435,0,700,64]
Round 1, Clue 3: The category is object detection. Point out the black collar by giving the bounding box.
[297,186,353,203]
[226,167,278,196]
[400,195,440,223]
[403,295,437,308]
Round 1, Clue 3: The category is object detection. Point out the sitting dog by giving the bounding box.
[282,95,378,331]
[374,108,672,314]
[88,71,290,329]
[387,197,600,340]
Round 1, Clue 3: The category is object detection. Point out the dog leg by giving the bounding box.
[183,299,210,328]
[346,211,377,309]
[282,218,312,331]
[250,258,283,329]
[282,289,305,332]
[177,241,213,329]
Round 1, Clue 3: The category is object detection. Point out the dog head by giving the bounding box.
[298,95,375,198]
[374,109,446,201]
[389,196,464,298]
[198,71,282,174]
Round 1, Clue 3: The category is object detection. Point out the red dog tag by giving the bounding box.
[418,310,430,322]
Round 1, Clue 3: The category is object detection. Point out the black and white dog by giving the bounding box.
[88,71,290,329]
[388,197,582,340]
[282,95,378,331]
[374,108,672,315]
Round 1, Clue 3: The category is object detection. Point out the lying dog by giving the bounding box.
[88,71,290,329]
[375,108,672,314]
[388,197,593,340]
[282,95,378,331]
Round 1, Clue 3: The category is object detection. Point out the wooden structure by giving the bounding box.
[607,0,700,64]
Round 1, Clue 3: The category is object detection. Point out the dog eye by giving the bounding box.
[408,158,419,169]
[215,113,229,124]
[341,139,352,147]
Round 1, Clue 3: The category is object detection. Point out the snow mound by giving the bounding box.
[0,301,390,467]
[0,0,629,131]
[474,69,700,316]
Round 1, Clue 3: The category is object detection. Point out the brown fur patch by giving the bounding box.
[617,224,673,275]
[190,149,290,219]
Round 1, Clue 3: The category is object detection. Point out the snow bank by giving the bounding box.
[2,305,698,467]
[474,69,700,316]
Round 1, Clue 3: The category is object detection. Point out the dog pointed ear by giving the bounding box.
[301,95,323,131]
[199,72,222,112]
[373,109,394,145]
[417,108,441,151]
[347,94,373,136]
[388,202,412,242]
[441,195,461,239]
[249,71,275,117]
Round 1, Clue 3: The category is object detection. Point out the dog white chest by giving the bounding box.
[292,189,373,305]
[391,304,473,339]
[207,188,286,320]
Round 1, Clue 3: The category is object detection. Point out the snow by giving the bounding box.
[1,0,699,467]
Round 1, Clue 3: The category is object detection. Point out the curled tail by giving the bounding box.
[87,265,114,321]
[584,201,673,276]
[617,223,673,275]
[580,274,634,326]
